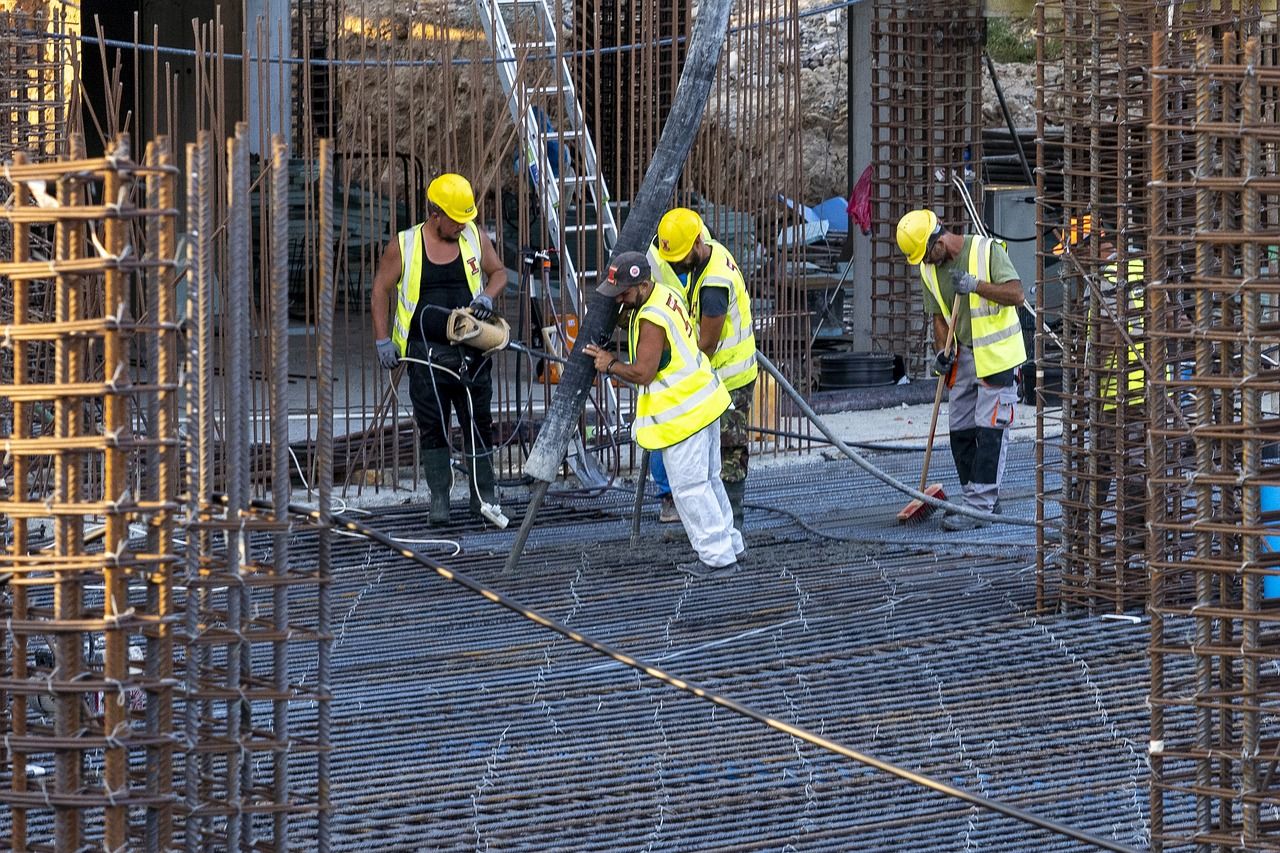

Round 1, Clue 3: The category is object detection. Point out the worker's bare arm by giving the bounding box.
[582,320,665,386]
[370,239,403,340]
[976,277,1025,307]
[478,227,508,298]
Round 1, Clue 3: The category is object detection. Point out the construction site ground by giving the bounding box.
[301,406,1162,851]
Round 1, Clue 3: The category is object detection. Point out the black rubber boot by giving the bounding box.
[724,480,746,529]
[422,448,453,525]
[468,453,497,517]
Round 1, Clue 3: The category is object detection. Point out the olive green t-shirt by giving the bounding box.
[920,235,1021,346]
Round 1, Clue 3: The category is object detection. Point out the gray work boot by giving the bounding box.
[422,448,453,525]
[677,559,738,580]
[467,453,498,518]
[658,495,679,523]
[724,480,746,529]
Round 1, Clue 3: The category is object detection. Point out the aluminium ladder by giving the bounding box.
[474,0,620,314]
[475,0,621,486]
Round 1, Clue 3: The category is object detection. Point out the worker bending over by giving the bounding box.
[371,173,509,524]
[896,210,1027,530]
[583,251,743,579]
[647,208,758,527]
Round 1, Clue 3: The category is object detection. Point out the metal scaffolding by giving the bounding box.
[1147,14,1280,851]
[870,0,985,377]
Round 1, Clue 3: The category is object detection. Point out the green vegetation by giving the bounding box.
[985,16,1059,64]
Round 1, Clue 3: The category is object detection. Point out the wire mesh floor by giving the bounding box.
[300,441,1159,851]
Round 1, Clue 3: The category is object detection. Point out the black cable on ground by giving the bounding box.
[254,494,1135,853]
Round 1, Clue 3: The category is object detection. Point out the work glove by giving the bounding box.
[469,294,494,321]
[930,349,953,378]
[951,269,979,295]
[375,337,399,370]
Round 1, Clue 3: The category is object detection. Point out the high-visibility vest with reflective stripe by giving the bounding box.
[629,282,731,450]
[390,221,484,356]
[650,239,758,391]
[920,236,1026,378]
[1095,259,1145,411]
[688,240,758,390]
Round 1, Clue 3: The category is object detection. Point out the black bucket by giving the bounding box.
[819,351,896,389]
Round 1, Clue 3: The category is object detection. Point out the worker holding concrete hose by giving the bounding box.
[896,210,1027,530]
[582,251,744,579]
[370,173,509,525]
[645,208,758,528]
[1055,216,1146,560]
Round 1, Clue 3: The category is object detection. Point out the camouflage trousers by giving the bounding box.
[720,380,754,485]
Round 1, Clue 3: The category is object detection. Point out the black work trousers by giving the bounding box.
[406,340,494,453]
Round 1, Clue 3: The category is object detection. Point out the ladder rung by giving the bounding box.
[542,129,583,139]
[519,41,556,51]
[528,85,564,96]
[563,224,599,234]
[560,174,599,184]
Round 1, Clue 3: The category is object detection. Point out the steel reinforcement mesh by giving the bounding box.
[1041,1,1161,613]
[1147,15,1280,851]
[870,0,984,377]
[0,137,181,852]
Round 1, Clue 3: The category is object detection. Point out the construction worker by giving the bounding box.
[1055,218,1146,566]
[647,208,758,528]
[896,209,1027,530]
[582,251,743,578]
[371,173,509,524]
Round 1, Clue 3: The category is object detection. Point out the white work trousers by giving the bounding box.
[662,419,744,567]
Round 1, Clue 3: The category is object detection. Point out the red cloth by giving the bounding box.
[848,164,873,236]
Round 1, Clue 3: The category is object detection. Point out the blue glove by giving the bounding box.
[931,350,953,377]
[951,269,979,295]
[375,338,399,370]
[469,294,494,321]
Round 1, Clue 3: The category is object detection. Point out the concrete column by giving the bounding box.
[849,0,873,350]
[246,0,291,155]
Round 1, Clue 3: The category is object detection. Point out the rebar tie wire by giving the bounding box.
[220,493,1136,853]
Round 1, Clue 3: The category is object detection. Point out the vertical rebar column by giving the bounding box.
[0,136,182,851]
[1148,20,1280,851]
[142,136,179,850]
[269,131,293,846]
[315,137,335,853]
[1044,0,1159,613]
[871,0,984,376]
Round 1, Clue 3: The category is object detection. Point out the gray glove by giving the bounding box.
[375,337,399,370]
[469,294,494,321]
[951,269,979,295]
[931,349,953,377]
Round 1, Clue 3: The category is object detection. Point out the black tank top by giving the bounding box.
[409,238,473,345]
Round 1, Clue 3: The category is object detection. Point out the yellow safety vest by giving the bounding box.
[919,236,1026,377]
[649,239,757,391]
[629,282,731,450]
[390,221,484,356]
[1095,259,1145,411]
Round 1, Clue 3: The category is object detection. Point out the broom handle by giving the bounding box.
[920,294,964,490]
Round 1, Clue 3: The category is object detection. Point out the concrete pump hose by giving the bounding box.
[755,352,1039,528]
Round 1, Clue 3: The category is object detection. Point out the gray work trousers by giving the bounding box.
[947,345,1018,512]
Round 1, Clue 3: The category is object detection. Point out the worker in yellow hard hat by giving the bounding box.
[643,208,757,529]
[371,173,509,525]
[582,251,742,579]
[895,209,1028,530]
[1052,214,1100,256]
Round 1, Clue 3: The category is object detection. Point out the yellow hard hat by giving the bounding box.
[656,208,704,262]
[895,209,939,266]
[427,173,477,223]
[1052,214,1097,256]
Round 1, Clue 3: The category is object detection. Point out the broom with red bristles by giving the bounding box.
[898,294,962,524]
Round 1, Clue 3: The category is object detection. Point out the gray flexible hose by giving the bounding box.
[756,353,1041,528]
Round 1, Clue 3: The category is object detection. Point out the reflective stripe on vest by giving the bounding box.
[919,236,1026,378]
[629,282,731,450]
[1096,259,1145,410]
[689,241,757,390]
[390,221,484,356]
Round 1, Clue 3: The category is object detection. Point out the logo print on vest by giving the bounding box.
[467,257,480,276]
